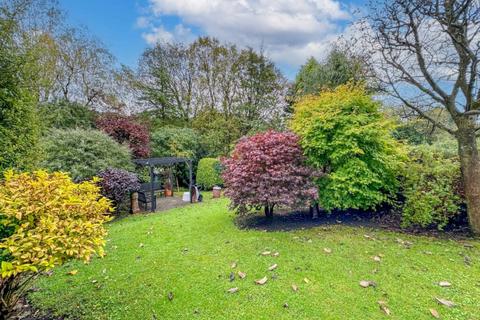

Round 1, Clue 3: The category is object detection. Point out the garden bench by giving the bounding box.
[137,182,164,211]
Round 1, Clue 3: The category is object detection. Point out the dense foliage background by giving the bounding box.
[0,0,475,231]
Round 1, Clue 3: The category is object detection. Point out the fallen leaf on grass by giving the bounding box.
[227,287,239,294]
[261,251,271,256]
[359,280,376,288]
[373,256,381,262]
[303,278,310,284]
[268,264,278,271]
[438,281,451,287]
[167,292,174,301]
[283,303,289,308]
[255,276,268,285]
[429,308,440,318]
[272,252,280,257]
[323,248,332,254]
[139,243,144,248]
[291,284,298,292]
[229,272,235,282]
[378,301,391,316]
[231,262,237,268]
[435,298,455,308]
[238,271,246,279]
[67,270,78,276]
[364,234,376,240]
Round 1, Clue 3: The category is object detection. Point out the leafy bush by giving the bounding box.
[196,158,223,189]
[39,129,133,181]
[0,170,112,315]
[291,84,406,211]
[222,131,318,217]
[150,126,201,160]
[96,113,150,158]
[401,143,464,229]
[97,168,140,213]
[39,100,96,130]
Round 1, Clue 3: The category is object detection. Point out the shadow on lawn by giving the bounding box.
[235,207,475,240]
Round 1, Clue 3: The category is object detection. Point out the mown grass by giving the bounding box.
[30,195,480,319]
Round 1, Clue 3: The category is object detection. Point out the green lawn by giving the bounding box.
[30,195,480,320]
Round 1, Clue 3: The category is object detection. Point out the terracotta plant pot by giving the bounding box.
[212,186,221,198]
[164,188,173,197]
[131,192,140,214]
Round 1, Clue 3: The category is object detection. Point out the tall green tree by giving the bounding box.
[0,5,40,174]
[136,37,287,156]
[364,0,480,233]
[292,48,369,100]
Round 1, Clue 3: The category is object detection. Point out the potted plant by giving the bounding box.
[164,175,173,197]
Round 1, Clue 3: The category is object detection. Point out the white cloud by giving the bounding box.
[139,0,354,73]
[136,16,151,29]
[142,23,194,45]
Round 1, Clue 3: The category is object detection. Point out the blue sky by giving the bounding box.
[59,0,364,79]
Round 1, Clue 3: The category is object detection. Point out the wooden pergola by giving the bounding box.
[134,157,193,212]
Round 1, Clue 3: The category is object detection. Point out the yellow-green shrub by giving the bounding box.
[0,170,112,277]
[291,84,406,211]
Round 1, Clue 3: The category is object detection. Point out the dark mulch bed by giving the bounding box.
[11,296,65,320]
[236,206,475,240]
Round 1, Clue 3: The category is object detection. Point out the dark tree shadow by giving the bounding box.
[235,207,475,240]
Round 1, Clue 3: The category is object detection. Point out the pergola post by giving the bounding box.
[149,164,155,212]
[188,160,193,203]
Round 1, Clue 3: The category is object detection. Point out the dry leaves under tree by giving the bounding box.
[227,287,239,294]
[268,264,278,271]
[378,301,391,316]
[435,298,455,308]
[430,308,440,318]
[255,276,268,285]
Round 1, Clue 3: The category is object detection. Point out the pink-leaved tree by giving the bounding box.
[222,131,318,218]
[96,113,150,158]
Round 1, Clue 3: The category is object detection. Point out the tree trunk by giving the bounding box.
[457,127,480,234]
[313,203,320,219]
[264,204,274,218]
